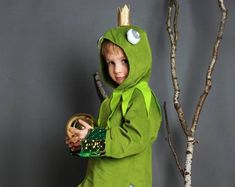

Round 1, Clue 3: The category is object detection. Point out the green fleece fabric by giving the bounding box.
[78,26,162,187]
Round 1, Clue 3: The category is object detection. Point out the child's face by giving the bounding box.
[104,47,129,85]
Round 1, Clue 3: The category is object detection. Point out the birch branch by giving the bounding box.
[166,0,190,136]
[165,0,228,187]
[191,0,228,134]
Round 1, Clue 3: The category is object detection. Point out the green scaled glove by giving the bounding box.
[79,128,106,157]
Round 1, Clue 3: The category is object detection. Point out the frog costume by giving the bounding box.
[73,24,162,187]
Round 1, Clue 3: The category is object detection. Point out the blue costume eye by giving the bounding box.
[127,29,140,45]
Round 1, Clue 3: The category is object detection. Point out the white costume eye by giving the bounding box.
[127,29,140,45]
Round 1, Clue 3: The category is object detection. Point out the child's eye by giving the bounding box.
[107,61,114,65]
[122,59,128,64]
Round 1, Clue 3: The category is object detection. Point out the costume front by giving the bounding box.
[73,25,162,187]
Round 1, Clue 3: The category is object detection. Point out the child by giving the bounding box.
[66,7,162,187]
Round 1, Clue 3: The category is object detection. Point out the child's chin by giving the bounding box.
[116,80,123,85]
[116,78,125,84]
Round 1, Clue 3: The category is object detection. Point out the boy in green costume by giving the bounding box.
[66,6,162,187]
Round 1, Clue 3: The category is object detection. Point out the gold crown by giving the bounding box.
[117,4,131,26]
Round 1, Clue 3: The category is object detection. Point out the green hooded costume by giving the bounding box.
[76,26,162,187]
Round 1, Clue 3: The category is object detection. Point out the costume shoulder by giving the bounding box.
[122,81,161,118]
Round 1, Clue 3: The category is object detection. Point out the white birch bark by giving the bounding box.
[184,136,195,187]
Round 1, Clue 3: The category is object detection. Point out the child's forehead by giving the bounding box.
[102,42,126,56]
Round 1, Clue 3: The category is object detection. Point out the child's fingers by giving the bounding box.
[68,127,77,133]
[71,145,80,152]
[68,127,81,136]
[73,141,81,147]
[65,137,70,144]
[71,136,80,143]
[67,120,92,140]
[78,119,93,129]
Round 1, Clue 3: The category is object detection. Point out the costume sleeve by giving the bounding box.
[78,128,106,157]
[105,89,162,158]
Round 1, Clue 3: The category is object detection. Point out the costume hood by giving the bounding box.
[98,26,152,91]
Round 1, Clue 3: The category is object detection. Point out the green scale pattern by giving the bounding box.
[79,128,106,157]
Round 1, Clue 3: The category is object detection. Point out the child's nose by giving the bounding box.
[114,64,122,73]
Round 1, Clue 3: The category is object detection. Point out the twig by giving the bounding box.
[173,0,179,44]
[163,102,185,177]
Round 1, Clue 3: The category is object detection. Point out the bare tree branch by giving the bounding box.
[163,102,185,177]
[93,72,108,102]
[191,0,228,134]
[173,0,179,44]
[166,0,190,137]
[165,0,228,186]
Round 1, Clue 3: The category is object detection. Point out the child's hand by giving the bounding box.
[65,135,81,151]
[71,119,93,139]
[65,119,93,151]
